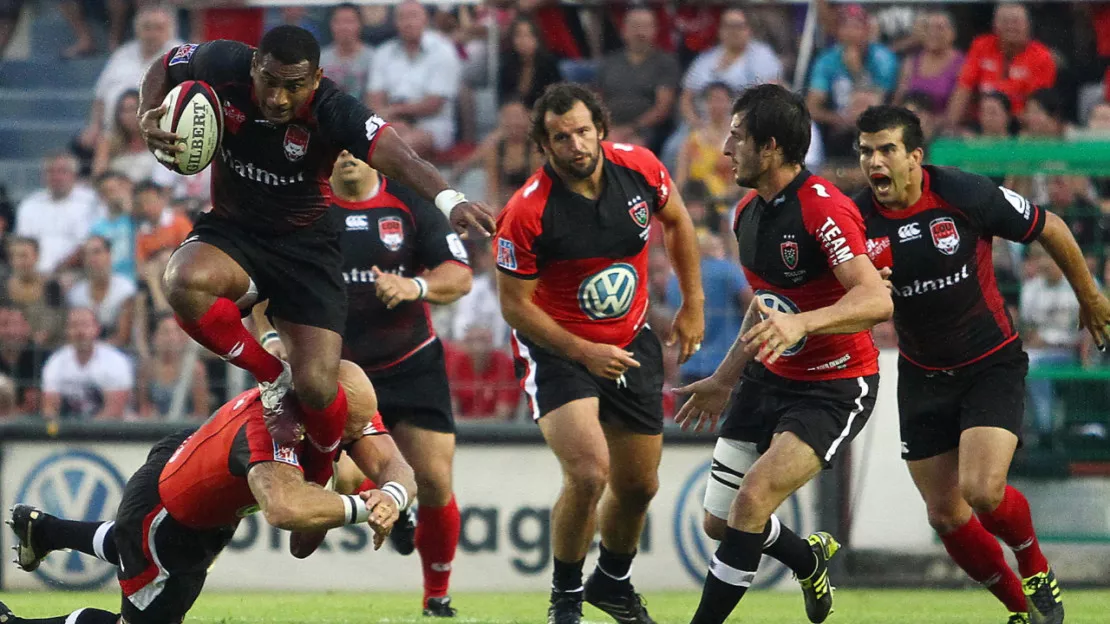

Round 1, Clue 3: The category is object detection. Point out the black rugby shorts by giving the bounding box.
[512,327,665,435]
[180,210,347,334]
[367,340,456,434]
[720,363,879,468]
[898,340,1027,461]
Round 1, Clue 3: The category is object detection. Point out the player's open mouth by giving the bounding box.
[871,173,892,194]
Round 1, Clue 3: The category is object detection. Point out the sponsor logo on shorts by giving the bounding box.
[168,43,198,66]
[378,216,404,251]
[283,125,310,162]
[496,238,518,271]
[578,263,638,320]
[930,217,960,255]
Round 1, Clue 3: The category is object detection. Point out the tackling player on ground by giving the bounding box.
[675,84,892,624]
[854,105,1110,624]
[255,150,472,617]
[136,26,495,462]
[496,83,704,624]
[3,361,417,624]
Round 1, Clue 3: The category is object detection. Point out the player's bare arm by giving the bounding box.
[249,301,289,361]
[136,57,183,157]
[371,262,472,310]
[654,182,706,364]
[1037,210,1110,349]
[497,271,640,380]
[744,255,892,364]
[675,299,760,432]
[247,460,362,532]
[369,127,497,237]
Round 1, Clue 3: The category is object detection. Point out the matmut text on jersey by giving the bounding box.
[734,170,879,381]
[855,165,1046,370]
[494,142,672,347]
[164,40,390,234]
[332,178,471,372]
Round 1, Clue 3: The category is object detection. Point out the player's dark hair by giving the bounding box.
[530,82,610,149]
[856,105,925,153]
[731,83,810,166]
[258,25,321,68]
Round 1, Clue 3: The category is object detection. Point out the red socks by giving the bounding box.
[176,298,284,383]
[301,384,348,454]
[977,485,1049,578]
[940,516,1027,613]
[416,496,460,604]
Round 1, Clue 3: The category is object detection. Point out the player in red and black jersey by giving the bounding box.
[496,83,705,624]
[254,150,472,617]
[136,26,494,465]
[854,106,1110,624]
[675,84,892,624]
[3,361,416,624]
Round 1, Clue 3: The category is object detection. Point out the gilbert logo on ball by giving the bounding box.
[158,80,223,175]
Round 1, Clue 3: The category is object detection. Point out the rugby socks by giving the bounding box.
[301,383,349,454]
[552,556,585,595]
[33,516,118,565]
[977,485,1050,578]
[416,495,460,603]
[595,542,635,582]
[939,515,1027,613]
[11,608,119,624]
[690,527,762,624]
[176,298,284,383]
[761,515,817,579]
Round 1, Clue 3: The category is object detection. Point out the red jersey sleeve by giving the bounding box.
[799,179,868,270]
[603,142,674,211]
[957,36,988,89]
[243,412,304,472]
[494,175,548,279]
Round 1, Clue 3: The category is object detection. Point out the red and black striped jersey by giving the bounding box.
[333,178,471,373]
[854,165,1046,370]
[495,142,673,347]
[734,170,879,381]
[164,41,389,234]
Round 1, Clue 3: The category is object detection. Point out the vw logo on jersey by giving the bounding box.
[578,263,638,320]
[15,450,127,589]
[754,290,806,356]
[673,460,799,588]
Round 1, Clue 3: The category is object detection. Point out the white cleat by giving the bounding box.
[259,360,293,414]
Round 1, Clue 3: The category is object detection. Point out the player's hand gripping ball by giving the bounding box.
[145,80,223,175]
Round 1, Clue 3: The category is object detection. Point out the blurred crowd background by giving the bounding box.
[0,0,1107,451]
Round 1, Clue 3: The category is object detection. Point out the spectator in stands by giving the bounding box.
[133,181,191,266]
[320,3,374,98]
[902,92,941,145]
[67,236,137,348]
[1022,88,1068,138]
[825,85,886,161]
[90,172,136,281]
[0,305,45,415]
[450,239,509,349]
[264,6,325,43]
[1045,175,1106,272]
[0,0,23,59]
[667,231,750,390]
[58,0,127,57]
[893,10,963,115]
[806,4,898,146]
[75,5,180,162]
[15,152,100,275]
[676,83,737,203]
[445,323,518,420]
[596,6,680,148]
[497,16,561,110]
[1088,102,1110,131]
[976,91,1018,138]
[91,89,160,184]
[137,315,209,420]
[945,3,1056,132]
[367,0,462,157]
[1,237,64,348]
[1021,245,1082,440]
[41,307,133,423]
[463,100,540,208]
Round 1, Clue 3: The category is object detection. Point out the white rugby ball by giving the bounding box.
[157,80,223,175]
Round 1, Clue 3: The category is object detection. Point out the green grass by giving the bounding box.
[2,590,1110,623]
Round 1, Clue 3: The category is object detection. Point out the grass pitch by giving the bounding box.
[2,589,1109,623]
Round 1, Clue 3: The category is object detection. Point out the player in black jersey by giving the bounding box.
[136,26,495,461]
[854,105,1110,624]
[255,150,471,617]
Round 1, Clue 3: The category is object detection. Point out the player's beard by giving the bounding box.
[553,148,601,180]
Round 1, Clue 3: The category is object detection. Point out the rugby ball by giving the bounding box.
[158,80,223,175]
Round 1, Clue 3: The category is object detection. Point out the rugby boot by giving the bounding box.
[1007,613,1031,624]
[0,599,15,624]
[584,570,656,624]
[423,596,457,617]
[390,506,417,555]
[1023,568,1064,624]
[259,360,300,443]
[797,532,840,623]
[7,504,51,572]
[548,590,583,624]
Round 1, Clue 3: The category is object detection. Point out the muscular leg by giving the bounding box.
[538,398,609,595]
[392,422,459,603]
[908,448,1026,613]
[596,423,660,557]
[0,606,119,624]
[164,242,284,384]
[272,319,346,450]
[961,427,1050,579]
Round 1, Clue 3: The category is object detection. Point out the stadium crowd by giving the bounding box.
[0,0,1108,441]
